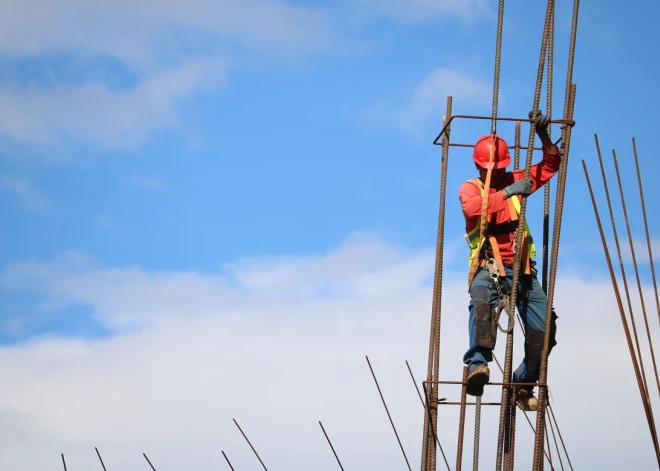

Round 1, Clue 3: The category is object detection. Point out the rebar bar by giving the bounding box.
[498,3,554,469]
[582,159,660,467]
[546,403,564,471]
[456,367,468,471]
[473,397,481,471]
[61,453,67,471]
[594,134,651,402]
[632,137,660,326]
[143,453,157,471]
[366,356,412,471]
[222,451,236,471]
[612,148,660,400]
[491,0,505,135]
[319,421,345,471]
[542,1,555,294]
[514,121,521,170]
[532,80,576,471]
[95,447,108,471]
[548,405,574,471]
[406,361,451,471]
[233,419,268,471]
[421,96,452,471]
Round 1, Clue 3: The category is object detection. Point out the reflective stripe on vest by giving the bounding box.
[464,179,536,267]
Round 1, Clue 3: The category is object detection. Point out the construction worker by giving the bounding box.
[458,111,559,411]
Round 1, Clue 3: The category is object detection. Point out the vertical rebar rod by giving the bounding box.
[546,403,564,471]
[421,96,452,471]
[514,121,521,170]
[61,453,68,471]
[542,3,555,294]
[95,447,108,471]
[505,392,518,471]
[594,134,651,402]
[632,137,660,326]
[456,367,468,471]
[473,397,481,471]
[406,361,451,471]
[491,0,505,134]
[233,419,268,471]
[548,405,574,471]
[612,148,660,400]
[499,3,553,470]
[143,453,157,471]
[532,81,575,471]
[366,356,412,471]
[222,451,236,471]
[492,354,554,467]
[319,421,346,471]
[581,159,660,467]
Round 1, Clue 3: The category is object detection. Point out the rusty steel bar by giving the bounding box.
[433,115,574,145]
[61,453,68,471]
[494,346,555,468]
[143,453,157,471]
[222,451,236,471]
[421,96,452,471]
[491,0,505,135]
[546,404,564,471]
[542,3,555,294]
[505,389,518,471]
[319,421,345,471]
[532,80,576,471]
[95,447,108,471]
[406,361,451,471]
[233,419,268,471]
[612,148,660,399]
[366,356,412,471]
[582,159,660,467]
[473,397,482,471]
[438,401,502,406]
[450,142,543,151]
[632,137,660,326]
[498,4,554,469]
[514,121,522,170]
[425,380,540,387]
[456,366,469,471]
[594,134,651,401]
[548,405,574,471]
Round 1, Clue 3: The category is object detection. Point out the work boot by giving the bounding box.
[516,387,538,411]
[466,365,490,397]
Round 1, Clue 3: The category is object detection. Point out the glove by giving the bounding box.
[528,110,551,140]
[503,178,533,198]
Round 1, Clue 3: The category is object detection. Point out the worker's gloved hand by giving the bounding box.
[503,178,533,198]
[528,110,551,140]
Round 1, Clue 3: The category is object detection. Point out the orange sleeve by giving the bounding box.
[459,180,509,219]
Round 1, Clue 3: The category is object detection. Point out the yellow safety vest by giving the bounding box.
[464,179,536,269]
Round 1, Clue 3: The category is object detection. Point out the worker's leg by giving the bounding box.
[512,269,558,386]
[463,267,500,371]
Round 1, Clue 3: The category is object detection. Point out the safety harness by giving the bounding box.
[464,177,537,335]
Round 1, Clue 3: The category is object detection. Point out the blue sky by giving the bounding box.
[1,0,660,469]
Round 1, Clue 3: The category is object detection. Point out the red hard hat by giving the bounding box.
[472,134,511,169]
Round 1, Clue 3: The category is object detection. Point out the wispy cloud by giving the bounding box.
[355,0,492,21]
[0,58,228,150]
[0,176,48,210]
[0,233,657,469]
[385,68,492,141]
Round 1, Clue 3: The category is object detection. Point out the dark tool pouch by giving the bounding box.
[475,300,498,349]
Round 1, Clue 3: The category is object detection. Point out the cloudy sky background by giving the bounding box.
[2,0,660,469]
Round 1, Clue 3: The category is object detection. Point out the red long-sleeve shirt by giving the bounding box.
[459,145,561,265]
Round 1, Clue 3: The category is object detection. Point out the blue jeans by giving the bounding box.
[463,264,557,387]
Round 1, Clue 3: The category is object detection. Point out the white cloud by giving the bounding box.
[356,0,491,21]
[0,176,48,210]
[0,58,228,150]
[394,68,493,140]
[1,233,659,469]
[0,0,342,64]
